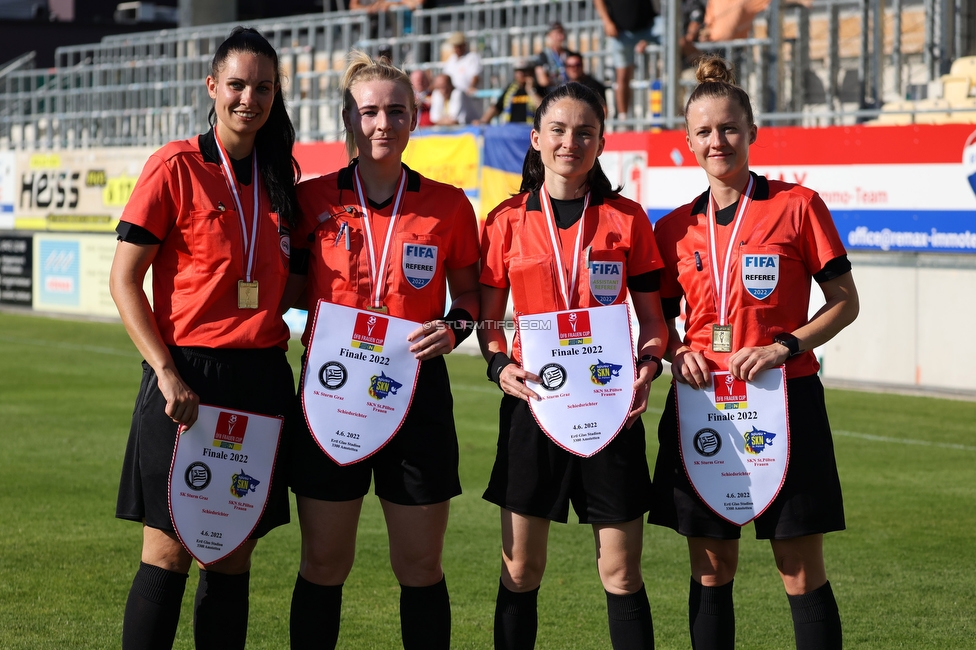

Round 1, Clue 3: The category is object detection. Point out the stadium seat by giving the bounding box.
[871,100,914,125]
[949,56,976,86]
[913,98,953,124]
[940,75,972,101]
[948,97,976,123]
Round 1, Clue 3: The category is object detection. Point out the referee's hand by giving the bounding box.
[626,365,653,429]
[156,368,200,429]
[407,320,455,360]
[499,364,541,402]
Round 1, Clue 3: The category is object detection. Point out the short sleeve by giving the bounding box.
[293,180,322,251]
[627,205,664,277]
[797,192,847,276]
[446,191,481,270]
[119,153,179,241]
[479,207,513,288]
[653,210,687,301]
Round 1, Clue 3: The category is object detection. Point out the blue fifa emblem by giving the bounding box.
[741,254,779,300]
[402,243,438,289]
[369,372,403,400]
[743,426,777,455]
[588,260,623,305]
[589,359,623,385]
[230,469,260,498]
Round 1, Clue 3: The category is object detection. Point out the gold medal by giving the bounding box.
[366,304,389,314]
[238,280,259,309]
[711,324,732,352]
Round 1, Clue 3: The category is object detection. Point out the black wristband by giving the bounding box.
[487,351,514,388]
[443,308,474,349]
[637,354,664,380]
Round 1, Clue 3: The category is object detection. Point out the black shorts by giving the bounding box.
[483,394,652,525]
[649,374,846,540]
[288,356,462,506]
[116,346,295,538]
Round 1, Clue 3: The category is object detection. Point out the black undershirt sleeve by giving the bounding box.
[116,221,162,245]
[814,255,852,283]
[627,269,660,293]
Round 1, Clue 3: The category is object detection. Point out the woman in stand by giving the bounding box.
[650,55,859,650]
[479,82,667,650]
[110,27,300,650]
[285,52,480,650]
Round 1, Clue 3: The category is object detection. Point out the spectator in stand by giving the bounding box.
[479,58,546,125]
[702,0,769,42]
[680,0,706,66]
[411,69,434,127]
[443,31,482,96]
[534,22,580,89]
[563,53,608,113]
[594,0,661,120]
[430,73,481,125]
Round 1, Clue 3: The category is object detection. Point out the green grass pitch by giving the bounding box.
[1,311,974,649]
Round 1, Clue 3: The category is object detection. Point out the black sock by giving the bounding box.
[606,584,655,649]
[122,562,188,650]
[290,574,343,650]
[494,580,539,650]
[193,569,250,650]
[400,576,451,650]
[788,581,842,650]
[689,578,735,650]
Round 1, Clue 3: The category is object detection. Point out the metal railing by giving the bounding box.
[0,0,969,149]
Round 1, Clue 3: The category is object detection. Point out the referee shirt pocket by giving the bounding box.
[509,254,561,313]
[189,208,241,276]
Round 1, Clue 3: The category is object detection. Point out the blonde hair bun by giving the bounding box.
[695,54,736,86]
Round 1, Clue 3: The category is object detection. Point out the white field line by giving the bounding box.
[833,429,976,452]
[0,335,138,358]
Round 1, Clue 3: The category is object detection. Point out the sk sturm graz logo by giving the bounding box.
[589,359,623,385]
[319,361,348,390]
[538,363,567,391]
[230,469,260,498]
[368,372,403,400]
[743,426,777,455]
[694,428,722,457]
[184,462,212,490]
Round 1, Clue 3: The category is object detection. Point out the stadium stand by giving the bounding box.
[0,0,973,149]
[871,100,914,126]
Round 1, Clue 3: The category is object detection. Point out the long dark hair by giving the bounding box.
[209,26,301,227]
[519,82,621,197]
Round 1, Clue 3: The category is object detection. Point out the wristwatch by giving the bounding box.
[637,354,664,380]
[773,332,801,357]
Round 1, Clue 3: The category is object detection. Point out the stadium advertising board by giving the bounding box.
[33,233,120,316]
[0,234,32,307]
[5,148,154,233]
[612,124,976,254]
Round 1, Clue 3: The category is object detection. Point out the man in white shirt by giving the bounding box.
[442,31,482,95]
